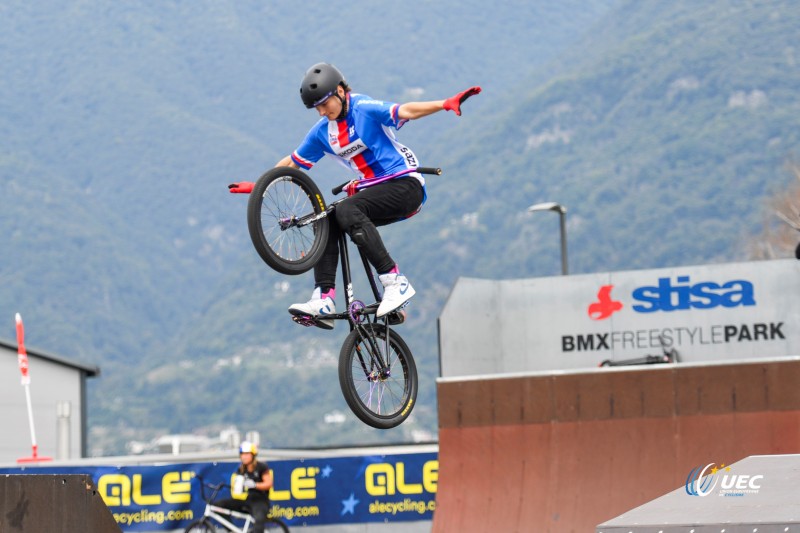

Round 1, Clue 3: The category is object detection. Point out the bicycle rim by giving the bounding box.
[339,324,417,429]
[182,518,216,532]
[266,518,290,532]
[247,168,328,275]
[261,178,318,260]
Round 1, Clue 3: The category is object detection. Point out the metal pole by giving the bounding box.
[559,210,568,275]
[23,384,38,457]
[57,401,71,460]
[528,202,569,276]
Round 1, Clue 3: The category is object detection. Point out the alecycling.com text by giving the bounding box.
[270,503,321,521]
[113,508,194,526]
[369,498,436,516]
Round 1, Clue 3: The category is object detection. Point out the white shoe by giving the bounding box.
[288,288,336,330]
[377,273,415,318]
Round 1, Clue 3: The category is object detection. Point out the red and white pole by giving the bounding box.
[16,313,51,463]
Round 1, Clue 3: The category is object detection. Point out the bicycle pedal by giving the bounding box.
[291,315,317,328]
[291,313,335,330]
[387,309,407,325]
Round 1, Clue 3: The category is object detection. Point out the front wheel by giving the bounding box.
[247,167,329,275]
[266,518,290,532]
[183,518,216,532]
[338,324,417,429]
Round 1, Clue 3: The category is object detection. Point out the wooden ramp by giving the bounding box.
[432,358,800,533]
[0,474,120,532]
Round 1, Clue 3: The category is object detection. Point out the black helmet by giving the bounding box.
[300,63,346,108]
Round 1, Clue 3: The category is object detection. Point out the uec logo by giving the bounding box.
[685,463,720,497]
[686,463,764,497]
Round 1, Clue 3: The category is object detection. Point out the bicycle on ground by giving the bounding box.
[245,166,441,429]
[183,475,289,533]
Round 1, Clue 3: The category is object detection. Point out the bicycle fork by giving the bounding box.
[354,326,392,380]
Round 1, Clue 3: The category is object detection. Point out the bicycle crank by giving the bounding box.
[348,300,366,324]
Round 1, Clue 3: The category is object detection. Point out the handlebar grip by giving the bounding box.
[332,181,347,196]
[417,167,442,175]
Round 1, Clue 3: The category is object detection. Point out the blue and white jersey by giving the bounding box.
[290,93,425,187]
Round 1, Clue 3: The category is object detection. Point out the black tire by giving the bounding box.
[266,518,290,532]
[183,518,216,532]
[247,167,329,275]
[338,324,417,429]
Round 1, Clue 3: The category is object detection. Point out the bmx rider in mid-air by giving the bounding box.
[272,62,480,329]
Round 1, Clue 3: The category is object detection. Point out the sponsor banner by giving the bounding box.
[0,451,437,531]
[440,259,800,375]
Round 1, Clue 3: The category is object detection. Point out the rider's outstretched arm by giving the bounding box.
[275,155,299,168]
[397,100,446,120]
[397,86,481,120]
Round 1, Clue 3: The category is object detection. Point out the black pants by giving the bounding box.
[314,177,424,290]
[214,497,269,533]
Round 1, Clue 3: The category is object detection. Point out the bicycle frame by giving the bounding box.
[202,502,254,532]
[289,199,399,373]
[338,231,395,376]
[190,477,259,533]
[321,173,441,373]
[338,230,383,323]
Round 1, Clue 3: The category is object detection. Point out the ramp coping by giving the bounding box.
[437,355,800,383]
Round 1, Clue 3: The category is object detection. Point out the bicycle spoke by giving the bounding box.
[260,178,317,263]
[349,330,409,416]
[340,317,416,429]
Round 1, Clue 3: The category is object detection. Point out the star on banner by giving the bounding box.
[341,493,359,515]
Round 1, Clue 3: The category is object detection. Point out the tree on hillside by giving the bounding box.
[749,161,800,260]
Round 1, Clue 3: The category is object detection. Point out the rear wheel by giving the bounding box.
[266,518,290,532]
[247,167,329,275]
[338,324,417,429]
[183,518,216,532]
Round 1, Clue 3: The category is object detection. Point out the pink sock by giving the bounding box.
[388,264,400,274]
[321,288,336,300]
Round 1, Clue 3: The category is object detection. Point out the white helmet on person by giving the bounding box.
[239,441,258,455]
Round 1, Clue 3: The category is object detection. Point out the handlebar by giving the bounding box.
[332,167,442,196]
[193,474,230,502]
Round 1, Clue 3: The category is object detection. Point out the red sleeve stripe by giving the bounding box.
[291,152,313,169]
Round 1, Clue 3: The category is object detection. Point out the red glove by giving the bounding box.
[228,182,254,194]
[443,86,481,116]
[344,180,359,197]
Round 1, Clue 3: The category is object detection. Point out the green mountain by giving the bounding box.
[2,0,798,455]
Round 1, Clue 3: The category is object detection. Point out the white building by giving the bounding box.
[0,338,99,463]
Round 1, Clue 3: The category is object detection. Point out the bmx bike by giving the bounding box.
[183,475,289,533]
[599,334,680,367]
[245,166,440,429]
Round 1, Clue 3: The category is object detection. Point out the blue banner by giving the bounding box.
[0,451,437,531]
